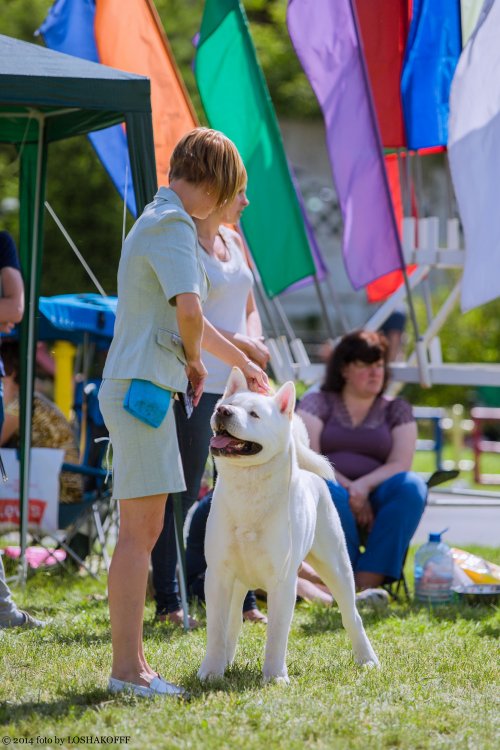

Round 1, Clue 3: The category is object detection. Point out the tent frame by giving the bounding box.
[0,34,157,582]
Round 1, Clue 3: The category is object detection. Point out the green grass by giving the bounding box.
[1,549,499,750]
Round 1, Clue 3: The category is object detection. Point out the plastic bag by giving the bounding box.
[451,547,500,586]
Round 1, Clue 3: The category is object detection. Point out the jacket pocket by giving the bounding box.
[156,327,187,364]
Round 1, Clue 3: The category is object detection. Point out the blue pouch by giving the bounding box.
[123,379,171,428]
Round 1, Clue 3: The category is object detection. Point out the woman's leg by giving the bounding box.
[356,472,427,587]
[109,494,167,685]
[325,479,361,568]
[151,394,219,619]
[0,555,25,627]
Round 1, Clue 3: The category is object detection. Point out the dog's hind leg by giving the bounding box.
[262,577,297,684]
[225,579,247,667]
[307,494,380,668]
[198,568,235,681]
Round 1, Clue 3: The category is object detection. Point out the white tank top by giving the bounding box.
[200,226,254,394]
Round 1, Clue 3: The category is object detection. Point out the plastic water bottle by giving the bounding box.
[414,530,454,604]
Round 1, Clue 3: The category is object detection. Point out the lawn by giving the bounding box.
[1,546,499,750]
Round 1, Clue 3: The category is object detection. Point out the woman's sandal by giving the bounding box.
[156,609,201,629]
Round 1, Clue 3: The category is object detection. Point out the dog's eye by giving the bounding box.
[249,410,260,419]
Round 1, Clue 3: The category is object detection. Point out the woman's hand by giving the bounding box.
[240,359,270,394]
[347,478,373,529]
[185,358,207,406]
[234,333,270,369]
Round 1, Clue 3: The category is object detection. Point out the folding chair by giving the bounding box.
[52,378,115,575]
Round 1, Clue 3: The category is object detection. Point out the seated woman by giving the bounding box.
[0,342,83,504]
[297,330,426,598]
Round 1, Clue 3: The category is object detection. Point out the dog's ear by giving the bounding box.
[222,367,248,399]
[274,381,296,420]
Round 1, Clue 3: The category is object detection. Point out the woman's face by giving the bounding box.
[342,359,385,397]
[190,183,220,220]
[220,187,250,224]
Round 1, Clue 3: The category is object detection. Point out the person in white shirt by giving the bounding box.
[151,183,270,627]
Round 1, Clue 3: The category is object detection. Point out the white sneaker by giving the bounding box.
[108,676,187,698]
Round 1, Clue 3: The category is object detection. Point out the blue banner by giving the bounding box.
[401,0,462,149]
[38,0,136,215]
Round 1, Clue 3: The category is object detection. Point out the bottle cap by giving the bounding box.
[429,532,441,542]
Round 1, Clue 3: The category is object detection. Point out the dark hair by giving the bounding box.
[321,330,390,394]
[1,340,20,384]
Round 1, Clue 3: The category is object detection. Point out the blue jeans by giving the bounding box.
[151,392,220,615]
[326,472,427,582]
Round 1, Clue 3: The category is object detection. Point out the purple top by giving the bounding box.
[298,391,414,480]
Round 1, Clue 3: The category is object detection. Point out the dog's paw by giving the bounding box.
[197,660,226,682]
[355,652,380,669]
[263,673,290,686]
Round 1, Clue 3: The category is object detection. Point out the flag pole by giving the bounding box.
[350,0,428,385]
[312,276,336,338]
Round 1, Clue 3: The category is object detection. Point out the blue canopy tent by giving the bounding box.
[38,293,117,343]
[0,34,157,579]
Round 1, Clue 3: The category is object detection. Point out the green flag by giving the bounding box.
[195,0,316,297]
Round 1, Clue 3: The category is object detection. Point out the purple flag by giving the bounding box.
[287,0,403,290]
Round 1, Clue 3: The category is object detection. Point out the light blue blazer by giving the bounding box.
[103,187,209,393]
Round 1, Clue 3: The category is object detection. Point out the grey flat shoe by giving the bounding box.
[356,588,390,612]
[0,611,47,629]
[108,676,187,698]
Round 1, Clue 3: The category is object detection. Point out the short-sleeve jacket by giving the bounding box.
[103,187,209,392]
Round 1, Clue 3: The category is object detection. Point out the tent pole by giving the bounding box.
[19,114,45,584]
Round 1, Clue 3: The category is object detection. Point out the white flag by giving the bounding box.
[448,0,500,311]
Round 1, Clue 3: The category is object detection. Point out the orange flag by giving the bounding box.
[94,0,197,186]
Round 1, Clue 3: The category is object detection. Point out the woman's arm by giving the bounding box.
[296,409,323,453]
[176,292,206,405]
[245,289,262,338]
[202,317,269,393]
[0,267,24,324]
[349,421,418,498]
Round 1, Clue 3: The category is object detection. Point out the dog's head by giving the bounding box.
[210,367,296,466]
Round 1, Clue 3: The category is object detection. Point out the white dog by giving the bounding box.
[198,368,379,684]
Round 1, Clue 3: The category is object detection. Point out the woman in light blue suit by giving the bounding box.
[99,129,269,697]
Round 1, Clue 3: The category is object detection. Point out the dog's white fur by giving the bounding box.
[198,368,379,683]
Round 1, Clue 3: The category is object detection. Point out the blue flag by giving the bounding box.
[401,0,462,149]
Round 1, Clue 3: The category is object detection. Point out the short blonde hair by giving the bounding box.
[169,128,247,208]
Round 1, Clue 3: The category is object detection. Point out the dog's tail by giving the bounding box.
[292,414,335,480]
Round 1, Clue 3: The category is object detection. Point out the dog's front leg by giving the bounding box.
[198,568,234,681]
[262,577,297,684]
[225,579,247,667]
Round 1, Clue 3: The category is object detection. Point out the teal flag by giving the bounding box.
[195,0,317,297]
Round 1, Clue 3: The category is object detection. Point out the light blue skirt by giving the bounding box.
[98,379,186,500]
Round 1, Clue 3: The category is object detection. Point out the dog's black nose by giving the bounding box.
[216,405,232,418]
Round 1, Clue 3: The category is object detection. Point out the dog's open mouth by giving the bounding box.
[210,429,262,457]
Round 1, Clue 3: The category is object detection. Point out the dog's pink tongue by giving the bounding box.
[210,435,236,449]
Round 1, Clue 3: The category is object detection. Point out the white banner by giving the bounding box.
[0,448,64,534]
[448,0,500,311]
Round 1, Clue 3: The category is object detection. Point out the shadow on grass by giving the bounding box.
[297,599,499,635]
[183,664,265,696]
[0,690,113,726]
